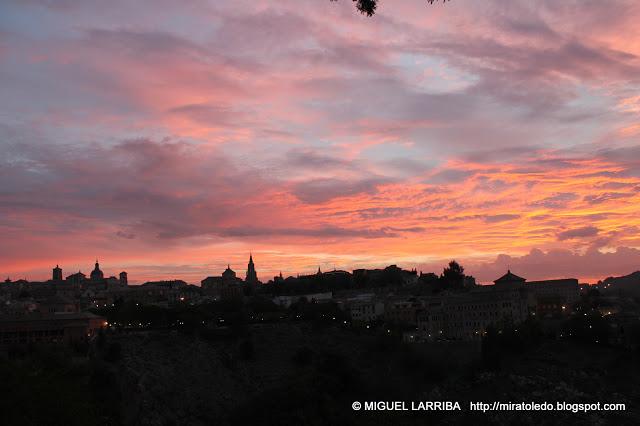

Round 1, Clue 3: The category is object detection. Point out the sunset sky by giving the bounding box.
[1,0,640,284]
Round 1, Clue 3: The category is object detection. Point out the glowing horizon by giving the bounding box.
[1,1,640,284]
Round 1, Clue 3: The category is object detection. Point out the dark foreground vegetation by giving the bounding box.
[1,297,639,425]
[0,342,121,425]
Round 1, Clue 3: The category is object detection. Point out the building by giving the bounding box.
[272,292,333,308]
[90,260,104,281]
[0,261,131,317]
[0,312,106,348]
[201,265,244,300]
[245,254,258,285]
[273,271,284,284]
[384,298,423,326]
[66,271,86,284]
[38,295,78,314]
[526,278,580,316]
[128,280,192,306]
[416,285,529,341]
[201,276,223,295]
[412,270,581,341]
[341,294,385,324]
[493,270,526,289]
[221,265,244,299]
[492,270,579,317]
[353,265,418,288]
[222,265,236,282]
[350,300,385,324]
[413,270,531,341]
[52,265,63,281]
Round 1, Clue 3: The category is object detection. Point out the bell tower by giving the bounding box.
[52,265,63,281]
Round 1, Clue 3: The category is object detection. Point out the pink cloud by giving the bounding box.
[1,0,640,283]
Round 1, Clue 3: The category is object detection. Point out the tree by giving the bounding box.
[330,0,449,17]
[440,260,465,289]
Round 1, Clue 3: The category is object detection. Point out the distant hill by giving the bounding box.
[601,271,640,295]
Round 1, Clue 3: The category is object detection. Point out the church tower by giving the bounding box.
[245,253,258,284]
[52,265,62,281]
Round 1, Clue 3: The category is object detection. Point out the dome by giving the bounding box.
[222,264,236,279]
[90,259,104,281]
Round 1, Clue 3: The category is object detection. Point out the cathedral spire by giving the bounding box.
[245,253,258,284]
